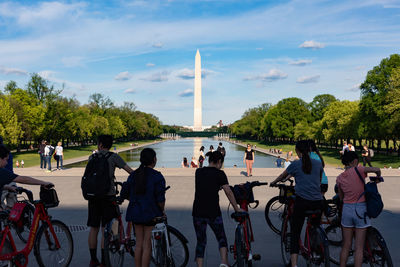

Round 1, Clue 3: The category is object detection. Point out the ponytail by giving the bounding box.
[296,140,312,174]
[134,148,156,195]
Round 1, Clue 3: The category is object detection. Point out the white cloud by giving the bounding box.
[124,88,136,94]
[348,83,361,92]
[296,75,320,83]
[176,68,215,79]
[299,40,325,49]
[115,71,133,81]
[0,66,28,76]
[146,63,155,67]
[152,42,163,48]
[38,70,56,79]
[61,56,83,67]
[141,71,169,82]
[289,59,312,66]
[178,88,194,97]
[244,69,288,82]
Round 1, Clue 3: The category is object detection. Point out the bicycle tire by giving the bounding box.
[366,227,393,267]
[235,225,246,267]
[15,202,35,243]
[0,233,13,267]
[167,226,189,267]
[325,224,354,266]
[306,227,330,267]
[104,218,125,267]
[264,196,285,235]
[34,219,74,267]
[280,217,291,266]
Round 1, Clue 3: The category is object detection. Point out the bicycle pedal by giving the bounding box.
[252,254,261,261]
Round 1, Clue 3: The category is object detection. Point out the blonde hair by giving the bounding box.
[57,142,62,146]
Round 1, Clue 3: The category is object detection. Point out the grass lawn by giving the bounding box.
[12,139,159,168]
[234,139,400,169]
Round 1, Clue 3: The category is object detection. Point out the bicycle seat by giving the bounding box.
[231,211,249,222]
[153,216,167,224]
[304,209,322,216]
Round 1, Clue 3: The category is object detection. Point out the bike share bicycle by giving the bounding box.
[270,180,331,267]
[103,183,189,267]
[230,181,268,267]
[0,185,73,267]
[325,176,393,267]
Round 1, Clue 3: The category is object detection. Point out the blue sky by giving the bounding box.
[0,0,400,126]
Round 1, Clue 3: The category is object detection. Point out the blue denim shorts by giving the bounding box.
[341,202,371,229]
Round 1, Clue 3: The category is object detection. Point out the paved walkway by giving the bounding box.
[13,168,400,266]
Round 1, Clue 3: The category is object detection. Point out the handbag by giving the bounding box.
[354,167,383,220]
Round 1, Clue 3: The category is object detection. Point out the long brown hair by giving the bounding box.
[296,140,312,174]
[134,148,156,195]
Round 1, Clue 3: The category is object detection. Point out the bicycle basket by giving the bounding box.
[40,188,59,208]
[279,186,295,203]
[231,182,255,203]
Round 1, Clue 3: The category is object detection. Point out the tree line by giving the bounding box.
[0,74,162,151]
[230,54,400,155]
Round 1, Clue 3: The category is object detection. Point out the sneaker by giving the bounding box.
[89,260,100,267]
[45,170,52,173]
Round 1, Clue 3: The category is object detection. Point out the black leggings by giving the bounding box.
[362,156,372,167]
[290,196,323,254]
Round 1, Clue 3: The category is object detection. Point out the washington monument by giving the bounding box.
[194,49,202,131]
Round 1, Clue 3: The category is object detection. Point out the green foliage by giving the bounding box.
[0,97,23,145]
[309,94,338,121]
[26,73,60,103]
[230,103,270,139]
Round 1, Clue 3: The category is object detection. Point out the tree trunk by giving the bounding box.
[377,139,381,153]
[385,139,390,155]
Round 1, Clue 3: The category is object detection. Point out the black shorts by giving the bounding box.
[87,197,118,227]
[133,221,157,227]
[320,184,328,193]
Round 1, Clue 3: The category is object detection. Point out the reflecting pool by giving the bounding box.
[66,138,277,168]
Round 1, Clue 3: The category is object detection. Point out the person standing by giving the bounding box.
[243,144,254,177]
[39,140,46,169]
[308,140,329,194]
[55,142,64,170]
[284,158,291,169]
[192,151,242,267]
[217,142,226,168]
[348,143,355,152]
[336,151,381,267]
[121,148,166,267]
[198,146,205,168]
[44,142,54,172]
[270,140,323,267]
[275,156,283,168]
[361,145,373,167]
[85,135,133,267]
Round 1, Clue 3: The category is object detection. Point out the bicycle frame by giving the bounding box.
[151,222,172,263]
[0,202,60,267]
[232,199,254,262]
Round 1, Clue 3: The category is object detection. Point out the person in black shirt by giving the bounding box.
[243,144,255,177]
[362,145,373,167]
[192,151,242,267]
[0,145,54,200]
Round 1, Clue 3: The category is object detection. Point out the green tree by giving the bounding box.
[26,73,60,103]
[261,98,311,141]
[0,97,23,145]
[4,81,18,94]
[309,94,338,121]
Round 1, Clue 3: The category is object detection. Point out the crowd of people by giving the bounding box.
[39,140,64,172]
[0,134,385,267]
[182,142,227,169]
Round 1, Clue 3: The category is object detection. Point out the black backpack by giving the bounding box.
[218,146,226,157]
[48,146,55,156]
[81,152,113,200]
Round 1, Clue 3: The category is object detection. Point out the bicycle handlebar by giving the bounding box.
[15,187,34,203]
[233,181,268,188]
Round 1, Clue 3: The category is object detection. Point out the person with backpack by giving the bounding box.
[44,142,54,172]
[362,145,373,167]
[336,151,381,267]
[82,135,133,267]
[192,151,242,267]
[121,148,166,267]
[217,142,226,168]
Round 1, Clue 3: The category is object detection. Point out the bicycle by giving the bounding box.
[0,187,35,243]
[0,186,73,267]
[103,183,189,267]
[325,177,393,267]
[272,181,330,267]
[230,181,268,267]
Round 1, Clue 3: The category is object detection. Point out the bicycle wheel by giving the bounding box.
[280,217,291,266]
[306,226,330,267]
[0,233,13,267]
[104,218,125,267]
[325,224,354,266]
[152,237,166,267]
[167,226,189,267]
[15,202,35,243]
[34,219,73,267]
[264,196,285,235]
[366,227,393,267]
[235,225,246,267]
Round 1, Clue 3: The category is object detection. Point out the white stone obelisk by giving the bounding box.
[193,49,202,131]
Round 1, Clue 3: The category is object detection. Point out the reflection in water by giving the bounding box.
[66,138,277,168]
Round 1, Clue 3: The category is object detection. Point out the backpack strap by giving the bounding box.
[354,167,367,222]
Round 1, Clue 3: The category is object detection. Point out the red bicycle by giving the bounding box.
[0,186,73,267]
[230,181,268,267]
